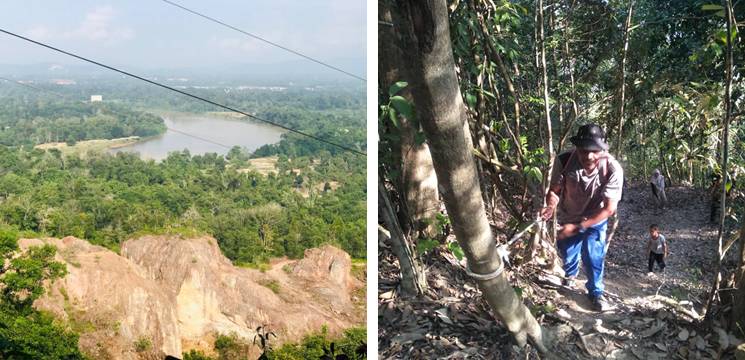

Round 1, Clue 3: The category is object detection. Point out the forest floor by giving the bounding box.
[379,185,745,359]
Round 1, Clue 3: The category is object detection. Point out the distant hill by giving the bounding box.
[0,57,365,85]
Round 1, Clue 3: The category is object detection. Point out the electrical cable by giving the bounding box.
[0,28,366,156]
[159,0,366,82]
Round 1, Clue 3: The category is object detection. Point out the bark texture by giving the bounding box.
[379,0,440,238]
[392,0,545,350]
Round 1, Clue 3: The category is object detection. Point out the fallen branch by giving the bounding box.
[645,295,702,321]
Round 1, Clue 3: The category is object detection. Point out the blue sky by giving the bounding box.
[0,0,366,75]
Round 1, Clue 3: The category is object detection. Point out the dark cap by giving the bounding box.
[570,124,609,151]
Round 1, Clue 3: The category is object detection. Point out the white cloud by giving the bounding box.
[66,6,133,41]
[24,5,134,43]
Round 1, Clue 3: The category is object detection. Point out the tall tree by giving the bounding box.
[705,0,736,320]
[379,0,440,239]
[391,0,545,350]
[615,0,635,158]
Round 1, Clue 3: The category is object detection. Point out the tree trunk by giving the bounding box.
[535,0,554,258]
[731,218,745,331]
[538,0,555,196]
[615,0,634,158]
[548,7,564,152]
[392,0,545,350]
[379,179,427,297]
[704,0,734,320]
[559,8,579,150]
[380,0,440,238]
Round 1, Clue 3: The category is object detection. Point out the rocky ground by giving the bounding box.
[379,186,744,359]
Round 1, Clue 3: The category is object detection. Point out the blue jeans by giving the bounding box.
[557,220,608,298]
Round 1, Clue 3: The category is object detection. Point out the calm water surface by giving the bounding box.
[112,113,285,160]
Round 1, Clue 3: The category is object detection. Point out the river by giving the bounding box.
[111,113,285,160]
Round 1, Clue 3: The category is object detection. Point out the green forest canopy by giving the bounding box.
[0,82,367,262]
[381,0,744,223]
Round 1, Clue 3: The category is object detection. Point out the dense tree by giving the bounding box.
[0,101,165,146]
[0,226,84,359]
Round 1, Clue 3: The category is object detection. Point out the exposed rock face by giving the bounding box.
[20,236,363,359]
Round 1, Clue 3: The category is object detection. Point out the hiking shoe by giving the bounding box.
[562,276,576,288]
[592,295,609,312]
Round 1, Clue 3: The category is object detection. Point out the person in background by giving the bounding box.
[710,174,721,223]
[649,169,667,210]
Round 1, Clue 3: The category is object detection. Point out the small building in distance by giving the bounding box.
[90,95,103,102]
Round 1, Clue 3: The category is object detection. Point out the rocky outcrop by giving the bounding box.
[21,236,363,359]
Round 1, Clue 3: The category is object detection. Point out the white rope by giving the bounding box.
[465,259,505,281]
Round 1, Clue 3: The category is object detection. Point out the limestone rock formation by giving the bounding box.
[20,236,363,359]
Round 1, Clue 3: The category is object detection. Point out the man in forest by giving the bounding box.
[541,124,624,312]
[650,169,667,210]
[710,174,721,223]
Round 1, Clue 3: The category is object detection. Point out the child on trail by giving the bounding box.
[646,224,667,275]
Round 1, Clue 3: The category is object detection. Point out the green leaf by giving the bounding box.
[388,107,399,128]
[701,4,724,11]
[416,238,439,255]
[388,81,408,97]
[499,139,510,153]
[715,9,725,17]
[436,213,451,226]
[465,92,477,108]
[718,30,727,43]
[390,95,414,120]
[448,242,464,260]
[524,166,542,183]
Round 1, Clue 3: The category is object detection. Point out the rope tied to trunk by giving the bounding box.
[465,259,505,281]
[465,217,544,280]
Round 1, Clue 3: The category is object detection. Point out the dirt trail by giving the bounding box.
[551,186,715,318]
[379,186,743,359]
[539,185,723,359]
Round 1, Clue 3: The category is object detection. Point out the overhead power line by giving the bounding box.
[0,28,366,156]
[159,0,366,82]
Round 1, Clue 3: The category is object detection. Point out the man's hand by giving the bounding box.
[558,223,579,240]
[540,206,555,220]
